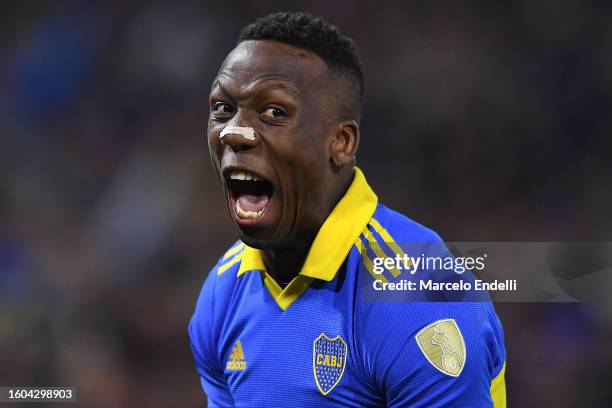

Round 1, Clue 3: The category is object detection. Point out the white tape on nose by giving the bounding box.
[220,126,256,141]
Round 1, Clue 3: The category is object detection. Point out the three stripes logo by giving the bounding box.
[226,340,247,371]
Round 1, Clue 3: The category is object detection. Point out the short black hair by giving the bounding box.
[239,12,365,115]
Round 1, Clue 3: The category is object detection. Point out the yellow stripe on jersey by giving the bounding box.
[223,242,245,260]
[217,253,243,276]
[356,238,389,284]
[369,218,408,259]
[491,362,506,407]
[361,227,401,277]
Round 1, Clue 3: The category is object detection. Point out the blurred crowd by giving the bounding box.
[0,1,610,406]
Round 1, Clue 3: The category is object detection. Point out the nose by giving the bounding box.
[219,116,258,152]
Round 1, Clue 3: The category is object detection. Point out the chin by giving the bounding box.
[235,227,275,250]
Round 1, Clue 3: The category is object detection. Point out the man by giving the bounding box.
[189,12,506,407]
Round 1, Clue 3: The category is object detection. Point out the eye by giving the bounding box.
[261,107,286,119]
[213,102,234,114]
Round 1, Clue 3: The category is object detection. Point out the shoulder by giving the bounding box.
[359,298,504,362]
[214,240,246,276]
[358,300,505,406]
[191,241,245,324]
[355,205,506,385]
[370,203,443,243]
[189,240,247,354]
[189,241,248,383]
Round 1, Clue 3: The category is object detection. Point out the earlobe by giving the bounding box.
[330,120,359,168]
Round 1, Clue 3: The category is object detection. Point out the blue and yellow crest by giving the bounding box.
[312,333,348,395]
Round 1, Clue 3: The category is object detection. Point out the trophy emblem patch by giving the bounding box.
[415,318,466,377]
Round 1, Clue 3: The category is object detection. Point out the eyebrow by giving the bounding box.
[211,76,301,99]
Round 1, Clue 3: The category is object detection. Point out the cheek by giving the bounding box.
[207,131,224,167]
[207,120,222,148]
[207,132,219,150]
[277,144,328,192]
[276,114,329,161]
[271,137,320,171]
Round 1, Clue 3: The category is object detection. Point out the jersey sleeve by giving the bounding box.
[359,206,507,406]
[360,301,506,407]
[188,268,235,407]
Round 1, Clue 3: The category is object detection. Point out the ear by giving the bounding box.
[329,120,359,169]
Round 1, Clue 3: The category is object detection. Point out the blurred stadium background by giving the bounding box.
[1,1,610,406]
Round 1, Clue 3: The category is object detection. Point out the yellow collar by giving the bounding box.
[237,167,378,281]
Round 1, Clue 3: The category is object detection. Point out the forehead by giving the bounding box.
[214,40,328,91]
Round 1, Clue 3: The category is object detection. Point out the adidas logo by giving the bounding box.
[226,340,247,371]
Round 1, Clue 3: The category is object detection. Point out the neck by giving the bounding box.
[262,167,354,286]
[262,247,309,286]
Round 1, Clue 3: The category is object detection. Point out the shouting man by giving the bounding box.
[189,12,506,407]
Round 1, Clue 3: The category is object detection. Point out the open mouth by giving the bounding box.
[225,170,274,223]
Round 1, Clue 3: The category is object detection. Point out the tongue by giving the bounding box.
[238,194,270,212]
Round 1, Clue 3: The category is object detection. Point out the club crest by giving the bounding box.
[312,333,348,395]
[415,318,466,377]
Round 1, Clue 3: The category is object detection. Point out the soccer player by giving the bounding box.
[189,12,506,407]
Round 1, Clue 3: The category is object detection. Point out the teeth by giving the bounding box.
[230,172,243,180]
[229,171,261,181]
[235,201,265,219]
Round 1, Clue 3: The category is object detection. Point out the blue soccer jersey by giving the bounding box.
[189,168,506,407]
